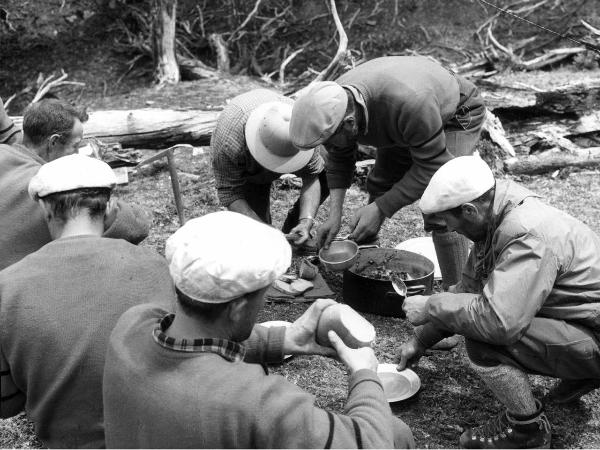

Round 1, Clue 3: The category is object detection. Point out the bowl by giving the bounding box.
[376,364,421,402]
[319,240,359,271]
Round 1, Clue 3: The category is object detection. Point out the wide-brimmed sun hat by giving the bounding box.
[245,101,314,174]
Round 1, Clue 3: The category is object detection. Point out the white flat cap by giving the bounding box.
[290,81,348,149]
[419,155,495,214]
[28,154,117,199]
[165,211,291,304]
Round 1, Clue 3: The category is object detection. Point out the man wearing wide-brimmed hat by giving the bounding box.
[0,154,174,448]
[103,211,415,449]
[397,155,600,449]
[289,56,486,290]
[211,89,328,245]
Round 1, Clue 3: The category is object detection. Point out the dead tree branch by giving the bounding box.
[31,70,85,104]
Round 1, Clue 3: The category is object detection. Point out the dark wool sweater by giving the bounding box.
[103,304,406,449]
[330,56,482,216]
[0,143,152,270]
[0,236,176,448]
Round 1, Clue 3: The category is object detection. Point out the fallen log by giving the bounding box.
[504,146,600,174]
[480,78,600,113]
[11,109,220,149]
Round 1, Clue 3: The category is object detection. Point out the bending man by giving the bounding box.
[290,56,486,287]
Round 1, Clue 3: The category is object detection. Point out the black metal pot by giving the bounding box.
[342,247,435,318]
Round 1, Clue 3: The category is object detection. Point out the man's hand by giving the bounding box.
[317,216,342,249]
[402,295,431,326]
[348,203,386,243]
[103,199,119,230]
[396,336,427,371]
[328,330,379,374]
[283,298,337,357]
[287,220,312,246]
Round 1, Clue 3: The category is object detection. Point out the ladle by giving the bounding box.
[389,272,408,298]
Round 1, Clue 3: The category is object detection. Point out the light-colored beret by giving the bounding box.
[165,211,291,304]
[28,154,116,199]
[419,155,495,214]
[289,81,348,150]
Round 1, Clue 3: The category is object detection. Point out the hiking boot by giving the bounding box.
[459,401,551,449]
[547,378,600,404]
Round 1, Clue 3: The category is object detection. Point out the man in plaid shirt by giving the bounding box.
[211,89,328,245]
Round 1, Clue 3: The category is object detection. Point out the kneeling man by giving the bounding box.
[103,211,414,448]
[398,156,600,449]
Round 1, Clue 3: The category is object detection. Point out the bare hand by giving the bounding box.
[317,217,341,249]
[287,221,312,246]
[328,330,379,374]
[402,295,431,326]
[396,337,427,371]
[283,298,337,357]
[103,199,119,230]
[348,203,386,243]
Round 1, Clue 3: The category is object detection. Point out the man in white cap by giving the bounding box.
[0,154,175,448]
[396,155,600,448]
[0,98,151,271]
[103,211,415,449]
[211,89,328,245]
[289,56,486,289]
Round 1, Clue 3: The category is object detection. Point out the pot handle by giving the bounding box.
[406,285,427,296]
[357,244,379,250]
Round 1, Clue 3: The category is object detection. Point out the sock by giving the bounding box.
[432,230,471,289]
[470,361,538,416]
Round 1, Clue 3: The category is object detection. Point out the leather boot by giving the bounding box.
[459,400,551,449]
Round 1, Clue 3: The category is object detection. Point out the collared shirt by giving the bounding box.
[152,313,246,362]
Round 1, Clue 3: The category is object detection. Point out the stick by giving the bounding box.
[279,47,305,85]
[166,149,186,225]
[227,0,263,43]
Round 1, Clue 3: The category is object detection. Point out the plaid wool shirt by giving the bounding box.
[210,88,324,207]
[153,313,246,362]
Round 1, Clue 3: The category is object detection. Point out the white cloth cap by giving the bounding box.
[419,155,494,214]
[166,211,291,303]
[28,154,116,199]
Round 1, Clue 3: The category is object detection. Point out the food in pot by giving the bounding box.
[316,304,376,348]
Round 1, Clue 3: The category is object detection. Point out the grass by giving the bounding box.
[1,151,600,448]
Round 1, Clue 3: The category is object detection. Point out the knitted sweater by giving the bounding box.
[0,143,151,270]
[0,236,176,448]
[104,304,400,449]
[330,56,483,216]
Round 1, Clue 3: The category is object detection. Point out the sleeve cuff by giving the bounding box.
[414,322,452,349]
[264,326,285,363]
[348,368,383,394]
[374,190,413,218]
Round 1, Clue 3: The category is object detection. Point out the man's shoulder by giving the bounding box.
[0,143,42,175]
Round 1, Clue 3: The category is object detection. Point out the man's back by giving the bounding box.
[0,236,175,448]
[0,143,50,270]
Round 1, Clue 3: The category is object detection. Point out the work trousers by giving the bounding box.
[466,317,600,380]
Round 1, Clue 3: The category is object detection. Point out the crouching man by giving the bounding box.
[397,155,600,449]
[0,154,175,448]
[103,211,415,449]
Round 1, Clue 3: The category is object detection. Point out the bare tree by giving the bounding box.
[153,0,180,85]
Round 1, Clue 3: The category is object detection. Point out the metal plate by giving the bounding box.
[377,364,421,402]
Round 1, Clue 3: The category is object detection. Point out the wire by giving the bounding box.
[476,0,600,54]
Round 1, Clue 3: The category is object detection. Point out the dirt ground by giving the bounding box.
[2,145,600,448]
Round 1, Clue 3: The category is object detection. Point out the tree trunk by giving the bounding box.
[504,147,600,174]
[12,109,218,149]
[154,0,180,85]
[208,33,230,73]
